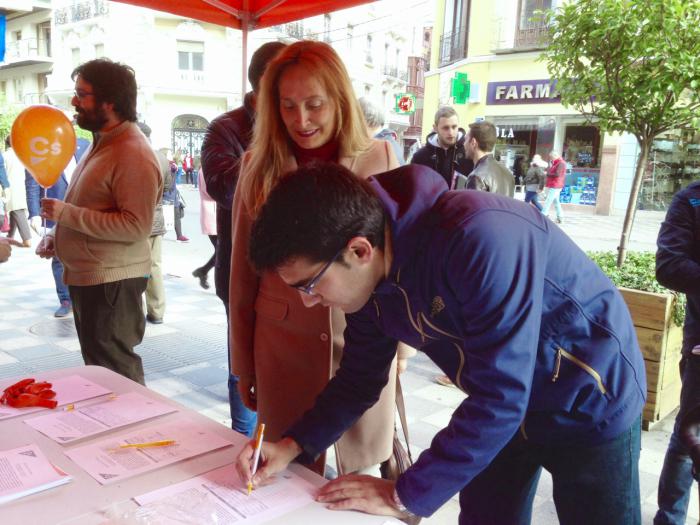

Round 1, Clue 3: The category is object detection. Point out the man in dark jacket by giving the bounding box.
[654,181,700,525]
[462,120,515,197]
[410,106,473,188]
[237,163,646,524]
[200,40,285,437]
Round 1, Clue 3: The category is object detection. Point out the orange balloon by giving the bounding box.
[11,105,77,189]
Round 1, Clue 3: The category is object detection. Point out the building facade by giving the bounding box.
[1,0,432,165]
[424,0,700,214]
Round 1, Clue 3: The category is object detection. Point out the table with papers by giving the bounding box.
[0,365,401,525]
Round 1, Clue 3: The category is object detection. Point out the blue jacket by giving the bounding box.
[25,138,90,228]
[656,181,700,354]
[286,165,646,517]
[0,151,8,189]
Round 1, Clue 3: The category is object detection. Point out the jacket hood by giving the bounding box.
[369,165,448,285]
[426,128,467,149]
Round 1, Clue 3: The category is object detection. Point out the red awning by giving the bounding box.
[110,0,376,30]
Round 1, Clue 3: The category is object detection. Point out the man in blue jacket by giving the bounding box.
[237,163,646,524]
[26,137,90,317]
[654,181,700,525]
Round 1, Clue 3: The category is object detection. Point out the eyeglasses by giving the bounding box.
[73,90,95,100]
[292,248,344,296]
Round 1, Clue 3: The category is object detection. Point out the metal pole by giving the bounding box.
[241,19,248,101]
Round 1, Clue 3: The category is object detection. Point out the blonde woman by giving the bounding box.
[230,40,412,476]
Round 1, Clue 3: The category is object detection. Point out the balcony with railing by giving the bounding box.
[54,0,109,25]
[439,28,468,67]
[493,18,550,53]
[514,22,550,49]
[0,38,53,68]
[382,65,408,81]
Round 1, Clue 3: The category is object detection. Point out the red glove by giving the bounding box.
[1,378,57,409]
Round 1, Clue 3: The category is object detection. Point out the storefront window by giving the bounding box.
[490,117,603,206]
[639,128,700,211]
[492,117,555,168]
[561,124,602,206]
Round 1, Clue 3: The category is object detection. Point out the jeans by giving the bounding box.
[542,187,564,220]
[459,418,642,525]
[223,302,257,437]
[524,191,543,211]
[655,354,700,524]
[51,257,70,303]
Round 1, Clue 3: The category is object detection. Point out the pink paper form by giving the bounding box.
[0,443,72,505]
[25,392,177,443]
[64,417,233,484]
[134,463,317,525]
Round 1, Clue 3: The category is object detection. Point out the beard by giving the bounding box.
[75,105,108,132]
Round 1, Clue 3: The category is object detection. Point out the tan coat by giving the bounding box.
[230,139,408,474]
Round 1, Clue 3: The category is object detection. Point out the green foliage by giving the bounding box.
[587,251,686,326]
[0,97,20,149]
[539,0,700,141]
[74,126,93,142]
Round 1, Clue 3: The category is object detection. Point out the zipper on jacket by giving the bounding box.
[551,349,562,382]
[373,299,381,319]
[392,284,435,343]
[391,282,469,393]
[551,346,608,395]
[519,419,528,440]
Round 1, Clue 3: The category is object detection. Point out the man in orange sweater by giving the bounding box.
[37,59,162,385]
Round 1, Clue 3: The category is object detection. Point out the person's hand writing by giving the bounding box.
[238,375,257,411]
[40,198,64,223]
[36,236,56,259]
[316,475,406,518]
[235,437,301,490]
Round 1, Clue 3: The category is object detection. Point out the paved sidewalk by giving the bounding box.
[0,187,691,523]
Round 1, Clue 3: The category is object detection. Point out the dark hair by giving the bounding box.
[72,58,138,122]
[248,41,286,93]
[249,162,386,272]
[468,121,497,152]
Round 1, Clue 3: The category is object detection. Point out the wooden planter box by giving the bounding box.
[618,287,683,430]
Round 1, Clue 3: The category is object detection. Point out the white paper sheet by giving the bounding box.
[0,443,72,505]
[0,375,112,421]
[24,392,178,444]
[134,463,317,524]
[64,417,233,484]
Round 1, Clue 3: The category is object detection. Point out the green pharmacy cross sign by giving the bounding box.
[451,72,471,104]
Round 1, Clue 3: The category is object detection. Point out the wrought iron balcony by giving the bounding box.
[382,65,407,81]
[514,22,550,49]
[439,28,467,67]
[55,0,109,25]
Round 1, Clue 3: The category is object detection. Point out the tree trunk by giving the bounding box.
[617,139,650,267]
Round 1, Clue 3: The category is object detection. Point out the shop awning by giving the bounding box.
[109,0,376,91]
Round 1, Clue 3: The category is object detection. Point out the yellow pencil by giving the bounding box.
[118,439,176,449]
[247,423,266,495]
